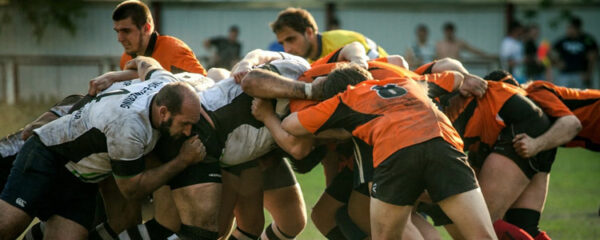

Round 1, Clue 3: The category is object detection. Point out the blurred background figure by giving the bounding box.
[500,21,526,83]
[436,22,492,60]
[405,24,435,69]
[523,24,552,81]
[204,25,242,69]
[327,17,341,31]
[552,16,598,89]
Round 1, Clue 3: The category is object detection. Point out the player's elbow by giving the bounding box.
[289,145,312,160]
[565,115,583,136]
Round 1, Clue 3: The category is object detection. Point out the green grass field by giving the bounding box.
[2,102,599,239]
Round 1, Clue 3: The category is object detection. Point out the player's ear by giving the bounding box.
[305,27,314,38]
[143,23,152,34]
[158,105,170,121]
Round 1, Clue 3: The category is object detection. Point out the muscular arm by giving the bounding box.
[88,70,138,95]
[430,58,487,97]
[241,69,312,99]
[337,41,369,68]
[513,115,581,158]
[114,136,205,200]
[232,49,285,82]
[252,98,315,159]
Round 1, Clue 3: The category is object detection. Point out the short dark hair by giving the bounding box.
[270,7,318,34]
[484,70,519,86]
[416,24,428,33]
[508,21,522,33]
[570,16,582,30]
[322,63,373,99]
[443,22,455,31]
[230,25,239,33]
[112,0,153,29]
[154,82,189,115]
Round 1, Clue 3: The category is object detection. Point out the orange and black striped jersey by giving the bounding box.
[440,81,526,151]
[296,77,463,167]
[290,54,456,113]
[120,32,207,75]
[525,81,600,151]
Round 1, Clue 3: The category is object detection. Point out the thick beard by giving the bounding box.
[303,35,313,59]
[159,117,181,140]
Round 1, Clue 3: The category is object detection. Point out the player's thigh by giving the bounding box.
[510,172,550,212]
[478,152,529,220]
[98,177,141,232]
[0,199,32,239]
[263,184,306,234]
[347,187,371,234]
[44,215,88,240]
[411,212,442,240]
[311,191,344,234]
[369,197,412,239]
[152,185,181,232]
[438,188,495,240]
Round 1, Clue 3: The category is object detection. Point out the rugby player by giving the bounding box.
[266,63,496,239]
[0,56,205,239]
[270,7,388,63]
[114,0,206,75]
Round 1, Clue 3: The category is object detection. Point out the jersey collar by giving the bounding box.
[311,33,323,61]
[129,32,159,58]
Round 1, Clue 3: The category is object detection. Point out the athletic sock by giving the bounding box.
[260,222,295,240]
[89,221,118,240]
[504,208,542,237]
[24,222,45,240]
[118,218,177,240]
[493,219,534,240]
[178,224,219,240]
[325,227,347,240]
[334,205,367,240]
[229,227,260,240]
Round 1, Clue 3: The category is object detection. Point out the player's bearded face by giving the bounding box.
[159,116,183,140]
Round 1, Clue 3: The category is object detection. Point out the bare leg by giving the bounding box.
[152,185,181,231]
[510,173,549,212]
[478,153,530,221]
[369,197,412,239]
[172,182,222,232]
[263,184,307,237]
[438,188,497,240]
[411,212,442,240]
[218,171,239,238]
[347,190,371,234]
[98,177,141,233]
[0,199,32,240]
[311,192,344,236]
[232,166,265,236]
[44,215,88,240]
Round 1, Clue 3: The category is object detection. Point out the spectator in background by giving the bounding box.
[524,24,552,81]
[327,17,341,30]
[500,21,526,83]
[405,24,435,69]
[552,17,598,89]
[436,22,491,60]
[204,25,242,69]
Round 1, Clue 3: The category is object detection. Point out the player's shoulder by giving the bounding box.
[323,29,363,38]
[157,34,192,50]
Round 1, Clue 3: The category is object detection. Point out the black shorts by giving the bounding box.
[352,137,374,189]
[222,159,259,176]
[0,136,98,229]
[492,125,557,179]
[168,161,222,190]
[262,158,298,191]
[0,155,14,193]
[325,167,369,203]
[371,138,478,206]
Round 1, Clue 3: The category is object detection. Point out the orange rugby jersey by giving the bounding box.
[526,81,600,151]
[297,77,463,167]
[120,32,207,75]
[441,81,526,151]
[290,57,456,113]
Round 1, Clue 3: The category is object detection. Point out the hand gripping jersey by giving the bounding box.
[311,30,388,63]
[120,32,207,75]
[526,81,600,151]
[196,52,310,166]
[296,77,463,168]
[33,70,180,183]
[439,81,526,152]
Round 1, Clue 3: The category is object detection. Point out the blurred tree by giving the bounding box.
[1,0,85,42]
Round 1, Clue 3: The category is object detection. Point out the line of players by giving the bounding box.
[0,1,599,240]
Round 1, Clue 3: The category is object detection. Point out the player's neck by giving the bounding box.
[308,34,320,60]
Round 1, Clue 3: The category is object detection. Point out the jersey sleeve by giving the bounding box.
[415,72,456,98]
[297,96,342,134]
[527,88,574,118]
[311,48,343,66]
[289,99,319,113]
[49,94,85,117]
[107,118,147,177]
[414,61,435,75]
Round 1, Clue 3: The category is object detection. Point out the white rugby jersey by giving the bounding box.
[198,53,310,166]
[33,70,179,183]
